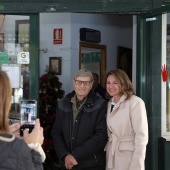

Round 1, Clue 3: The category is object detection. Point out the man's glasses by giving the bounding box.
[74,79,92,86]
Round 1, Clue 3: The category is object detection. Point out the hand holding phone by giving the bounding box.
[20,100,37,136]
[9,123,20,134]
[23,119,44,145]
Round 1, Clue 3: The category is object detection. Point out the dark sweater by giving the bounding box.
[0,134,43,170]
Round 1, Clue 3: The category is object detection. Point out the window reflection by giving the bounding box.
[79,42,106,87]
[0,15,30,123]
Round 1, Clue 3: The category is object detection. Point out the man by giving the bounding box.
[92,73,107,100]
[52,69,108,170]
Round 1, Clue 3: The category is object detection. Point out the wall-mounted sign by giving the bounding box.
[17,52,29,64]
[53,28,62,44]
[0,5,4,10]
[0,52,8,64]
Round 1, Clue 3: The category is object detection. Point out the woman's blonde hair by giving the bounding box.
[106,69,135,99]
[0,70,12,133]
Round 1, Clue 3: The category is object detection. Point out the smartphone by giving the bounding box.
[20,100,37,136]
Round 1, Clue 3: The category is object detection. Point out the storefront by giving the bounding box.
[0,1,170,170]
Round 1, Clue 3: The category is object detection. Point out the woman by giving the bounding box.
[0,70,45,170]
[105,69,148,170]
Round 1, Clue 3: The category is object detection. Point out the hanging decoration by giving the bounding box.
[161,64,168,82]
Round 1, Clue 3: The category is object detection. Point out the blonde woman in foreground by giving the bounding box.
[0,69,45,170]
[105,69,148,170]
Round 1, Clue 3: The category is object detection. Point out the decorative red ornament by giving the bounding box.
[161,64,168,82]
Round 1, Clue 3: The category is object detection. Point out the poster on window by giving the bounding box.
[1,64,20,88]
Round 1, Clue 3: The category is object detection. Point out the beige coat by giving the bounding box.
[105,95,148,170]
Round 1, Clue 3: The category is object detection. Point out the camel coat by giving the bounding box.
[105,95,148,170]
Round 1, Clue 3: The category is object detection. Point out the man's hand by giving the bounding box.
[65,154,78,170]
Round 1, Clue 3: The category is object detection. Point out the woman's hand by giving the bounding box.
[9,122,20,133]
[9,122,23,139]
[23,119,44,145]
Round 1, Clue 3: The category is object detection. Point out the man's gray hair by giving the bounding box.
[74,69,94,81]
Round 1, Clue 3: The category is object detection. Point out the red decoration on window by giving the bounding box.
[161,64,168,82]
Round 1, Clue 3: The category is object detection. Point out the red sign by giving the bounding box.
[53,28,62,44]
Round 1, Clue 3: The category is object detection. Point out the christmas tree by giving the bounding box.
[39,70,65,170]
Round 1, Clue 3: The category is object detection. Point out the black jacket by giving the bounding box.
[0,134,43,170]
[52,90,108,170]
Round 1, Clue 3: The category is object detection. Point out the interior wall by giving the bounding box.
[39,13,133,94]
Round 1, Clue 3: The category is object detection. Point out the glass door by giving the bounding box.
[0,15,30,123]
[137,9,170,170]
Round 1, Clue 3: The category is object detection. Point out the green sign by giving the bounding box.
[0,53,8,64]
[81,52,101,63]
[0,6,4,10]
